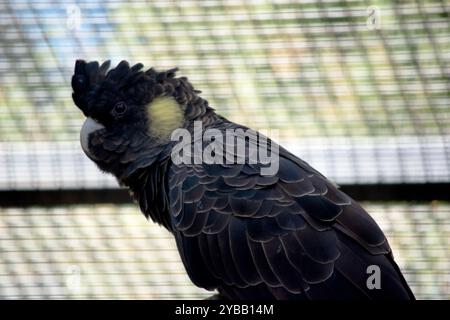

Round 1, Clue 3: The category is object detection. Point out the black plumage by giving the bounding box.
[72,60,415,299]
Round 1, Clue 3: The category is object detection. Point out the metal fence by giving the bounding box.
[0,0,449,299]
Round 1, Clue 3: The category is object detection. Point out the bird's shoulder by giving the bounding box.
[165,126,391,295]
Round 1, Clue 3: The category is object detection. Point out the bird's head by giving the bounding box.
[71,59,208,180]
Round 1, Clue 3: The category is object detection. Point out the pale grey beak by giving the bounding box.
[80,117,105,159]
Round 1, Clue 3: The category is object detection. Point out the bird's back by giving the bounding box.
[166,120,415,300]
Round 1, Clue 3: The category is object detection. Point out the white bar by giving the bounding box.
[0,135,448,190]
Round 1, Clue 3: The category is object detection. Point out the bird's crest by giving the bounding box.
[71,59,179,117]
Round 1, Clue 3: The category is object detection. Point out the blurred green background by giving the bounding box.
[0,0,448,299]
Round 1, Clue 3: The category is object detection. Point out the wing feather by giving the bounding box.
[165,124,413,299]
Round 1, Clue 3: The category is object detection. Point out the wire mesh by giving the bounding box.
[0,0,449,187]
[0,0,449,300]
[0,203,448,299]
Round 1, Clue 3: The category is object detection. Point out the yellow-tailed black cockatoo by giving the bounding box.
[71,60,415,300]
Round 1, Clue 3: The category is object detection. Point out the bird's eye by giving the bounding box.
[112,102,127,117]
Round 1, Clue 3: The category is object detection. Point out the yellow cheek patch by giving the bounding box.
[147,96,184,139]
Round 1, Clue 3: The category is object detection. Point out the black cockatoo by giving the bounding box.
[71,60,415,300]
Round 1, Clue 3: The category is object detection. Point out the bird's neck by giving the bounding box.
[122,157,173,231]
